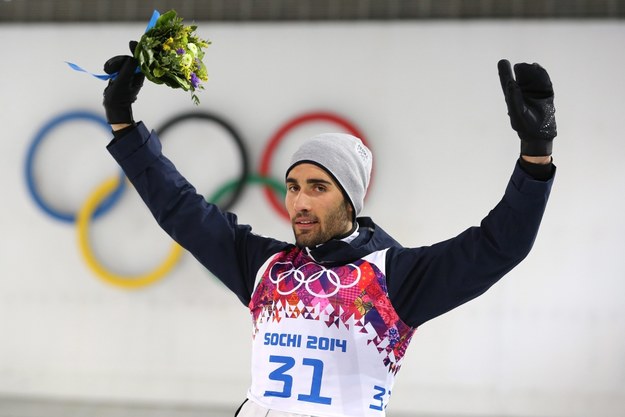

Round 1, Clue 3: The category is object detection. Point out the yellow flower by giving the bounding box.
[162,37,174,51]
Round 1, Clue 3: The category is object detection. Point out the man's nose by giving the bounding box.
[293,191,311,212]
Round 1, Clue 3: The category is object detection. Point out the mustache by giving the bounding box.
[292,212,318,222]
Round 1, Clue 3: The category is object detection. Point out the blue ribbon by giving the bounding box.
[145,9,160,31]
[66,9,160,80]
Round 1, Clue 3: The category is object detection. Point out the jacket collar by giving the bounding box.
[305,217,401,266]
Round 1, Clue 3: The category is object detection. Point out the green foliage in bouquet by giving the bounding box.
[134,10,211,104]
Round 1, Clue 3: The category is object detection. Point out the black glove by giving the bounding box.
[103,41,145,124]
[498,59,557,156]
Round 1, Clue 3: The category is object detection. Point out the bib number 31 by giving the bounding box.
[264,355,332,405]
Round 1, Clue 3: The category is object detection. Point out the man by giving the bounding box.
[102,48,556,417]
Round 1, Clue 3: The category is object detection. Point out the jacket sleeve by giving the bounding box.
[107,122,290,305]
[386,161,555,328]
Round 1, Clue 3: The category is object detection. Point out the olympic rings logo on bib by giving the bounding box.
[269,261,362,298]
[25,109,370,290]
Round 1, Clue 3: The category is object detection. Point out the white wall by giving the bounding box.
[1,19,624,417]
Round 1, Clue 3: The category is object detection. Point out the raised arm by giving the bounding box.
[387,59,558,327]
[99,44,290,304]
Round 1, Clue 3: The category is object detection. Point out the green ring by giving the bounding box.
[204,175,286,289]
[207,175,286,206]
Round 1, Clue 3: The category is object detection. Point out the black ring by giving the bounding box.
[155,111,250,212]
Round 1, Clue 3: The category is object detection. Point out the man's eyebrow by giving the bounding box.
[306,178,333,185]
[285,177,333,185]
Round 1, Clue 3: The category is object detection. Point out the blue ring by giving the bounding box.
[24,110,126,223]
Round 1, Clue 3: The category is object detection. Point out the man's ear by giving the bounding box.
[345,199,355,220]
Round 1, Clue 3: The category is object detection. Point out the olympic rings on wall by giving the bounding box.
[77,175,184,289]
[25,110,126,223]
[25,109,368,289]
[155,111,250,212]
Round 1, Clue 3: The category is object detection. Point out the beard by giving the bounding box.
[292,201,353,248]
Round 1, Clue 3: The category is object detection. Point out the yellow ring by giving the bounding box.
[77,176,184,289]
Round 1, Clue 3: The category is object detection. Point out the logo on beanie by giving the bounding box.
[355,142,370,163]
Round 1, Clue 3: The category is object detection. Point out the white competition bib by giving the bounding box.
[247,248,415,417]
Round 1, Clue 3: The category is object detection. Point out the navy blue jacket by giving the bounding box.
[108,122,554,328]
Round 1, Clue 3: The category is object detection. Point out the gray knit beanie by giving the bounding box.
[286,133,372,217]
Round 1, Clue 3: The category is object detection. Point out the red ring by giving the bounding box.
[259,112,370,221]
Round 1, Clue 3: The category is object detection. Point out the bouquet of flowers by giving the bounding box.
[134,10,211,104]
